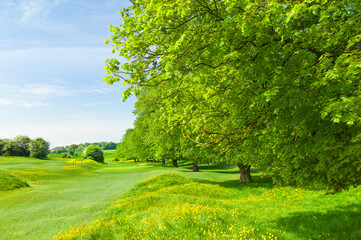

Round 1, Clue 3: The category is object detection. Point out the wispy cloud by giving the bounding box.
[0,97,51,108]
[0,98,13,105]
[20,101,52,108]
[0,83,73,108]
[87,88,113,94]
[19,0,62,23]
[19,84,72,96]
[83,101,111,107]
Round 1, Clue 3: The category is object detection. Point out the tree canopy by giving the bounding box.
[0,136,50,158]
[29,138,50,158]
[105,0,361,192]
[83,145,104,163]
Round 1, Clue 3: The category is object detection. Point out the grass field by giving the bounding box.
[0,154,360,239]
[47,150,116,161]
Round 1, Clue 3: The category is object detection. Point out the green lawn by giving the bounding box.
[0,157,164,240]
[0,157,360,239]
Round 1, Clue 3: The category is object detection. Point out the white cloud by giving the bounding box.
[87,88,113,94]
[0,98,13,105]
[19,0,62,22]
[83,101,111,107]
[20,101,52,107]
[19,84,72,96]
[0,83,72,108]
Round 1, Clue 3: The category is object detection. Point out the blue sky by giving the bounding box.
[0,0,135,148]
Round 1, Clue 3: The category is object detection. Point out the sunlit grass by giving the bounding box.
[0,169,29,191]
[54,173,361,240]
[1,157,360,240]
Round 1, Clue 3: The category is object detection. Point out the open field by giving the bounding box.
[1,155,361,240]
[47,150,116,161]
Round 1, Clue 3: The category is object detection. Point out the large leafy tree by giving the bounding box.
[116,128,143,161]
[105,0,361,191]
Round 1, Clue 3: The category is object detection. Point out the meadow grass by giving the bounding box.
[0,157,160,240]
[0,169,29,191]
[1,157,361,240]
[54,169,361,240]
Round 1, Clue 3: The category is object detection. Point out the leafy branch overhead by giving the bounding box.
[105,0,361,192]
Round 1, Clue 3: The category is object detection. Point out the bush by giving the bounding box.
[62,154,67,158]
[0,169,29,191]
[82,145,104,163]
[29,138,50,158]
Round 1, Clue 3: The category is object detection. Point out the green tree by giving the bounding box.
[83,145,104,163]
[68,144,78,156]
[0,139,5,156]
[76,145,84,152]
[105,0,361,191]
[116,129,143,161]
[2,139,17,156]
[13,135,31,157]
[29,138,50,158]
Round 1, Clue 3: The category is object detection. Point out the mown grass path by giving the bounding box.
[0,158,165,240]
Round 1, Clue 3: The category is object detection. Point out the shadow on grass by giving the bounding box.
[207,168,260,175]
[276,204,361,239]
[196,164,235,170]
[191,175,274,191]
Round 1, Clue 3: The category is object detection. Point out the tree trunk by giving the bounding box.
[237,163,252,182]
[162,159,165,165]
[172,159,178,167]
[192,163,199,172]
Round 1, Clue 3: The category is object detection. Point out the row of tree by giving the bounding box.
[107,0,361,192]
[0,136,50,158]
[51,142,117,155]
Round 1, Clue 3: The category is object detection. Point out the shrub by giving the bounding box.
[62,154,68,158]
[82,145,104,163]
[0,169,29,191]
[29,138,50,158]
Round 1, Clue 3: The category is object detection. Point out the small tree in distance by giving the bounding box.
[82,145,104,163]
[29,138,50,158]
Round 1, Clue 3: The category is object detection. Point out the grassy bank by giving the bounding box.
[1,157,360,239]
[54,172,361,240]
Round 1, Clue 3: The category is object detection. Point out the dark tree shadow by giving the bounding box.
[190,175,274,191]
[276,204,361,239]
[196,164,235,170]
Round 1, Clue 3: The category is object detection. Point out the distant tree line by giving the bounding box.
[51,142,117,155]
[0,136,50,158]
